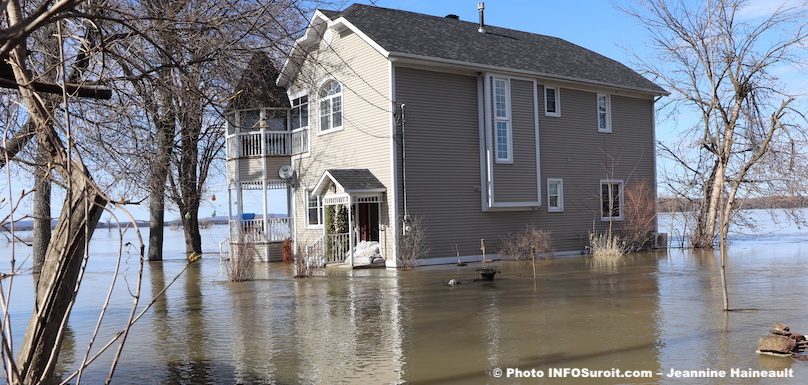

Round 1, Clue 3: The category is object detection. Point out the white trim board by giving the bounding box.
[412,249,586,267]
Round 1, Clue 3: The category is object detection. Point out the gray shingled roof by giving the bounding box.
[327,169,386,192]
[320,4,666,95]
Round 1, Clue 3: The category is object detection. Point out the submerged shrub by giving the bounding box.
[293,244,322,278]
[282,238,293,263]
[589,232,627,262]
[398,216,429,270]
[226,237,256,282]
[498,226,554,260]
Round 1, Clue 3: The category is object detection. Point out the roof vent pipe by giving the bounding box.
[477,2,486,33]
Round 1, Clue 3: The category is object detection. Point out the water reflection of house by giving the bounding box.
[223,3,666,266]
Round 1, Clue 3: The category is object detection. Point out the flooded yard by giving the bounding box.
[1,212,807,384]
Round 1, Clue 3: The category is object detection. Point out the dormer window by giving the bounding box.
[319,80,343,133]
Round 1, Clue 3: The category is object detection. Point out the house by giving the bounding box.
[223,3,667,266]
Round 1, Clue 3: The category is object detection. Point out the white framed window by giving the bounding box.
[597,93,611,133]
[544,86,560,117]
[290,94,309,130]
[305,189,323,227]
[318,80,342,133]
[492,77,512,163]
[547,178,564,212]
[600,179,623,221]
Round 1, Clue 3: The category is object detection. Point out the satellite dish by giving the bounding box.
[278,165,295,180]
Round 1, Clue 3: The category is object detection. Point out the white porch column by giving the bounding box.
[262,180,268,242]
[348,197,354,267]
[260,108,268,242]
[287,185,294,244]
[227,184,233,239]
[236,183,244,240]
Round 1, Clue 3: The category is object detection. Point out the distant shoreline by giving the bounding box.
[1,214,288,232]
[658,196,807,213]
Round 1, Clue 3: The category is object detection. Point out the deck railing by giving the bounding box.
[291,128,309,154]
[326,233,350,264]
[226,129,308,158]
[327,233,350,264]
[305,232,350,265]
[228,217,290,242]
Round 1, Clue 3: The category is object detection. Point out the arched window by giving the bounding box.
[319,80,342,132]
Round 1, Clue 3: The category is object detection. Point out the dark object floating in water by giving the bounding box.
[456,262,467,267]
[756,322,807,357]
[476,268,500,281]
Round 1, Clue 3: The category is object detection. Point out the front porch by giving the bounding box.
[304,169,387,267]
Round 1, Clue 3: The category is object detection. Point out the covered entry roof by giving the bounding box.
[313,169,386,196]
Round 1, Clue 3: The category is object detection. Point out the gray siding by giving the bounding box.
[396,66,656,259]
[536,86,656,249]
[492,79,539,203]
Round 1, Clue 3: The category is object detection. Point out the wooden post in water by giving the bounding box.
[719,192,729,311]
[480,239,486,264]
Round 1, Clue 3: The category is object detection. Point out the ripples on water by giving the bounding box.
[0,214,806,384]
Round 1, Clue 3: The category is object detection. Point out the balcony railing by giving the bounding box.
[291,128,308,155]
[226,129,308,158]
[229,217,291,242]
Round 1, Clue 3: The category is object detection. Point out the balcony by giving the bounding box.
[225,128,309,159]
[225,107,309,160]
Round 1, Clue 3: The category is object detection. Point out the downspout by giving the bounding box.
[400,104,410,233]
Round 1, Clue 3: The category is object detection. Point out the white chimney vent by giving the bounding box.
[477,2,486,33]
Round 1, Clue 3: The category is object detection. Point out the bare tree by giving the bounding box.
[622,179,657,250]
[626,0,808,309]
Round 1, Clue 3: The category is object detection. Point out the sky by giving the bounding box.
[3,0,807,223]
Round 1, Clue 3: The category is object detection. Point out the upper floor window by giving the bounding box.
[319,80,342,133]
[492,77,512,163]
[545,86,560,117]
[597,93,611,132]
[547,178,564,212]
[600,180,623,221]
[290,95,309,130]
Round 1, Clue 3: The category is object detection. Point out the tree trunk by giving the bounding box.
[692,161,724,248]
[181,205,202,254]
[31,143,51,275]
[147,192,166,261]
[147,119,174,261]
[16,167,107,385]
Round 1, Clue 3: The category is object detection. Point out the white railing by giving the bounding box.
[325,233,350,264]
[291,128,309,154]
[228,217,290,242]
[239,131,264,157]
[305,235,325,266]
[304,232,349,265]
[266,217,291,241]
[264,131,288,155]
[225,129,308,158]
[219,237,230,261]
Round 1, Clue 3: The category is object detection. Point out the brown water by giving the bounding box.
[1,223,807,384]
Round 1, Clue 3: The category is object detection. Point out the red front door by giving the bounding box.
[356,203,380,242]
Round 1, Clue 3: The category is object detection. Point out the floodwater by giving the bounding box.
[0,211,806,384]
